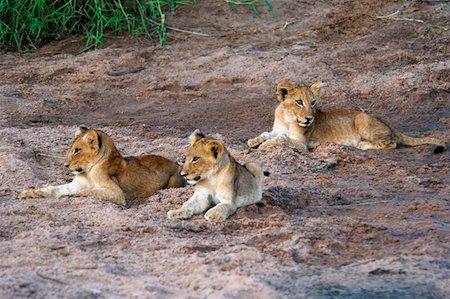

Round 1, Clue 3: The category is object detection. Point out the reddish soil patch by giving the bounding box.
[0,0,449,297]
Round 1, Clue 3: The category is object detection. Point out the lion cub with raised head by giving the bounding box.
[167,130,264,222]
[20,126,185,205]
[248,80,446,153]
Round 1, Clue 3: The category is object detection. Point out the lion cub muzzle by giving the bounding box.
[299,116,314,127]
[180,171,201,185]
[65,160,84,174]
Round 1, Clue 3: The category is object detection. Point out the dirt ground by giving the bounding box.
[1,0,449,298]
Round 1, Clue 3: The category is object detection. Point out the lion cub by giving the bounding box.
[248,80,446,153]
[167,130,264,222]
[20,126,185,205]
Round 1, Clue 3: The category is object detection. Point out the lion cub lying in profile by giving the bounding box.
[248,80,446,153]
[167,130,264,222]
[20,126,185,205]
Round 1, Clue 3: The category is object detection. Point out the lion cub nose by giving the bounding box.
[305,117,314,124]
[64,163,70,168]
[180,171,187,177]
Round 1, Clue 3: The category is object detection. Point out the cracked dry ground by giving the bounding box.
[0,0,449,298]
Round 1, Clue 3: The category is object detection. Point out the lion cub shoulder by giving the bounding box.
[20,126,185,205]
[167,129,264,222]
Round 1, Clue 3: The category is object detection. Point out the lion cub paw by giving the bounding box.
[247,137,264,148]
[204,207,228,222]
[20,189,45,199]
[167,208,193,220]
[258,139,284,150]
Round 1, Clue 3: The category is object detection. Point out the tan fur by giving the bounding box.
[248,81,447,153]
[167,130,264,222]
[20,126,185,205]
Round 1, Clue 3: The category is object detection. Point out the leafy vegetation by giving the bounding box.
[0,0,273,52]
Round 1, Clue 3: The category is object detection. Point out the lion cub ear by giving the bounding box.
[277,81,295,102]
[209,140,224,160]
[75,125,89,137]
[82,130,102,150]
[310,81,326,97]
[189,129,205,145]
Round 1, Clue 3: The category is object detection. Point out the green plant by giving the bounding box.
[0,0,273,52]
[0,0,190,51]
[224,0,274,16]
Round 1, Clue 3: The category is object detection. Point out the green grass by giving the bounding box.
[0,0,274,52]
[224,0,274,16]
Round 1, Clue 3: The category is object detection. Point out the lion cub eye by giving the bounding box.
[296,99,304,107]
[74,147,81,155]
[192,156,200,163]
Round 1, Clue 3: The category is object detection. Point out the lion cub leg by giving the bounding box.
[20,176,89,199]
[285,123,309,153]
[204,185,239,222]
[167,188,211,220]
[355,113,397,150]
[72,174,126,205]
[75,188,125,205]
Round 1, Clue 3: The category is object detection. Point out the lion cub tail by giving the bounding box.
[394,130,447,154]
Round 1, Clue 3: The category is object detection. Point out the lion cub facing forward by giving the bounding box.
[20,126,185,205]
[167,130,264,222]
[248,81,446,153]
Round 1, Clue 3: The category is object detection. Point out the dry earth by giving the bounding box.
[1,0,449,298]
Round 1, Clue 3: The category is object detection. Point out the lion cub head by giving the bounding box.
[277,80,325,127]
[64,126,103,174]
[180,129,225,185]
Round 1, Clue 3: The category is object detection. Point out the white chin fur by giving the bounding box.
[187,180,198,185]
[299,123,308,127]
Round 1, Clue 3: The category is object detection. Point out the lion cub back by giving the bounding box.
[116,155,185,199]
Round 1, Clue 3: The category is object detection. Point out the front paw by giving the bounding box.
[204,207,228,222]
[167,208,193,220]
[247,137,264,148]
[20,189,46,199]
[287,140,309,153]
[291,146,309,154]
[258,138,284,150]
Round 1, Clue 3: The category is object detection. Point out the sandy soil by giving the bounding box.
[1,0,449,298]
